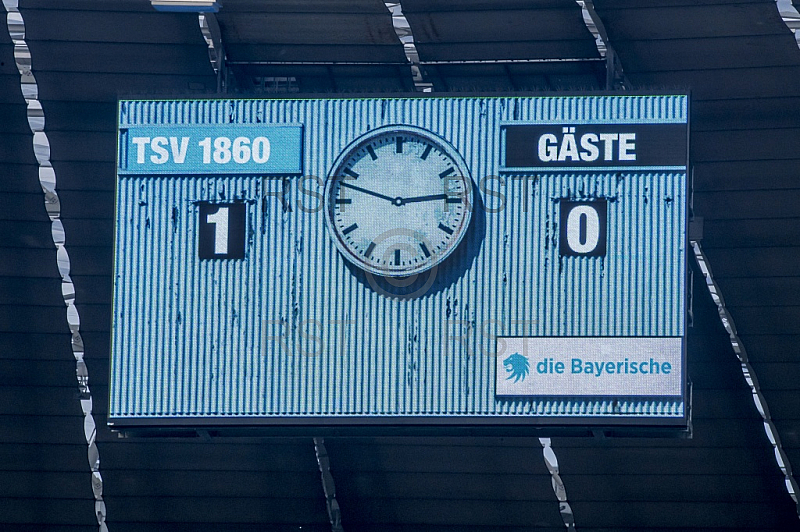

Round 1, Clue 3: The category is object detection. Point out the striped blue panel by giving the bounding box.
[110,95,688,423]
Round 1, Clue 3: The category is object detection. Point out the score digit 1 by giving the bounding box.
[198,202,246,260]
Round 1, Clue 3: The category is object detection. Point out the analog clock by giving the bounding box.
[324,125,473,277]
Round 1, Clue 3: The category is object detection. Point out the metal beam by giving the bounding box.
[385,1,432,91]
[199,12,225,92]
[577,0,629,90]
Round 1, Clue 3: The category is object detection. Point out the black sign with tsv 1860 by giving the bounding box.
[504,123,687,168]
[560,200,607,257]
[198,202,246,259]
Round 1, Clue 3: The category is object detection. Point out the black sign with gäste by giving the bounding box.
[504,123,687,168]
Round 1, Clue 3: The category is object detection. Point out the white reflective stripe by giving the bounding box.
[776,0,800,49]
[540,438,577,531]
[693,241,800,517]
[314,438,344,532]
[3,3,107,529]
[385,2,432,91]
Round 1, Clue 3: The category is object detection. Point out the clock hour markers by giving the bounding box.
[325,127,473,278]
[420,144,432,160]
[419,242,431,258]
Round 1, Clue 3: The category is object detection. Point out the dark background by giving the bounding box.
[2,0,800,530]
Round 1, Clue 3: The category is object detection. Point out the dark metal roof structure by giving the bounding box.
[2,0,800,530]
[402,0,604,90]
[219,0,414,91]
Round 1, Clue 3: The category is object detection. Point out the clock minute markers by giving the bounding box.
[325,127,472,278]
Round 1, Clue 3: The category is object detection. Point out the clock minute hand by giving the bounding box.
[339,181,396,203]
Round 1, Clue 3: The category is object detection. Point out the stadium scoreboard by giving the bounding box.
[109,94,689,429]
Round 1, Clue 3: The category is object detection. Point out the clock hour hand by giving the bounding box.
[338,181,395,203]
[402,193,450,204]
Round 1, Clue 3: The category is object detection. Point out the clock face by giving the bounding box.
[324,126,473,278]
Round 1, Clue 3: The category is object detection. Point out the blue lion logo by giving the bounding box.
[503,353,530,383]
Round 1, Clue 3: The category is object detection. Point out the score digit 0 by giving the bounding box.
[559,200,607,257]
